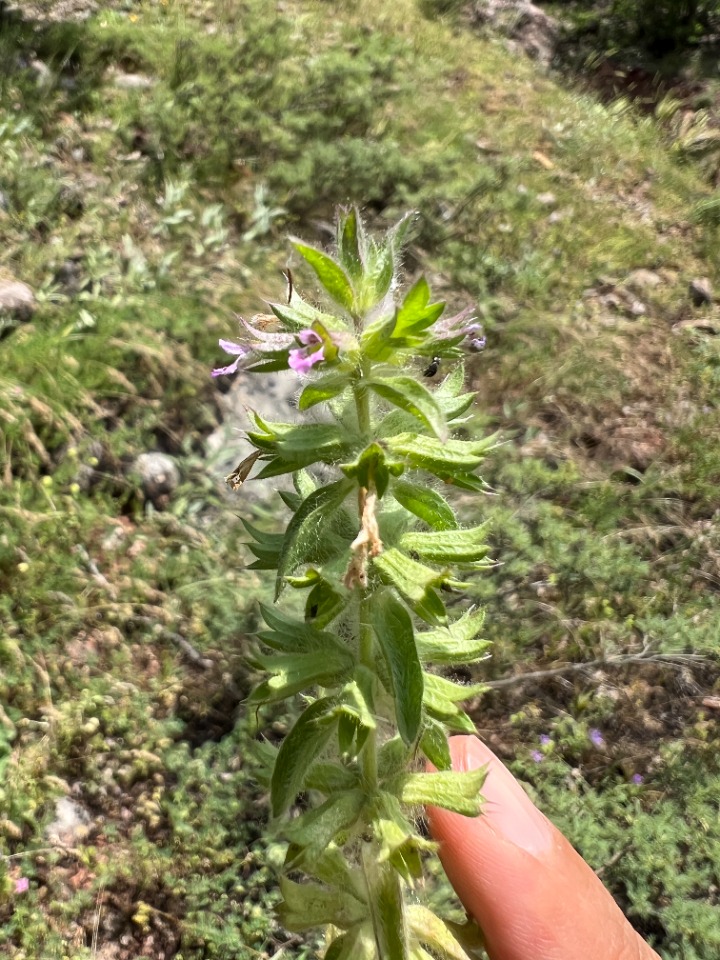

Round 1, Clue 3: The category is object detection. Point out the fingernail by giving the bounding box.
[454,737,555,856]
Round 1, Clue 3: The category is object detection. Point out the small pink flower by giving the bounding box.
[539,734,552,747]
[531,750,543,763]
[15,877,29,894]
[288,329,325,375]
[631,774,644,786]
[211,339,249,377]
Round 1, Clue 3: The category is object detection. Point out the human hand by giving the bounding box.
[426,736,661,960]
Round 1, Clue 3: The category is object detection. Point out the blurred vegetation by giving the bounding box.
[0,0,718,958]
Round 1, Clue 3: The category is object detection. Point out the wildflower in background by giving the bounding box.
[211,339,249,377]
[539,734,552,747]
[631,774,644,786]
[531,750,543,763]
[589,728,604,747]
[15,878,29,894]
[288,329,325,374]
[433,308,487,353]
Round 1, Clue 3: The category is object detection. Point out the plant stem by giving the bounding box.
[359,596,378,789]
[354,359,378,789]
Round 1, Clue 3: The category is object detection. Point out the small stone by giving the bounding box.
[46,798,91,845]
[0,280,36,321]
[132,452,180,504]
[626,269,662,293]
[536,191,556,206]
[690,277,713,306]
[112,71,155,90]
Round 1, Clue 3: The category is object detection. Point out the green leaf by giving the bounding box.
[271,697,338,816]
[362,847,409,960]
[276,479,354,598]
[258,603,347,654]
[407,906,484,960]
[415,608,490,665]
[304,761,360,795]
[278,876,367,932]
[397,767,487,816]
[400,524,491,564]
[367,377,448,442]
[363,239,394,307]
[337,207,364,281]
[270,298,348,334]
[298,374,348,410]
[325,924,377,960]
[284,789,366,854]
[305,576,346,627]
[385,433,489,472]
[391,480,458,531]
[372,593,423,745]
[423,671,486,706]
[293,240,355,313]
[249,649,353,704]
[372,548,448,625]
[419,717,452,771]
[340,442,405,498]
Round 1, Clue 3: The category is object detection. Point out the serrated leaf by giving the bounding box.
[423,671,486,706]
[415,608,490,665]
[278,876,367,932]
[293,240,356,313]
[271,697,338,816]
[372,548,448,625]
[298,375,348,410]
[391,480,458,531]
[367,377,447,441]
[276,479,354,598]
[249,649,353,704]
[284,789,366,854]
[258,604,349,655]
[400,524,490,564]
[397,767,487,816]
[419,717,452,771]
[371,592,423,744]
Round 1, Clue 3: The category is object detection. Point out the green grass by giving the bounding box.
[1,0,719,957]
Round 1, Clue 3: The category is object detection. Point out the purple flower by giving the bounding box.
[631,774,644,786]
[15,877,29,894]
[434,309,486,353]
[539,734,552,747]
[288,329,325,375]
[531,750,543,763]
[589,728,604,747]
[211,339,249,377]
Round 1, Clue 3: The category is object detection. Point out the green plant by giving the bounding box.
[213,208,495,958]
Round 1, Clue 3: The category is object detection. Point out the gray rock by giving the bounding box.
[690,277,713,306]
[626,269,662,293]
[471,0,558,64]
[0,280,36,321]
[132,452,180,504]
[536,191,557,206]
